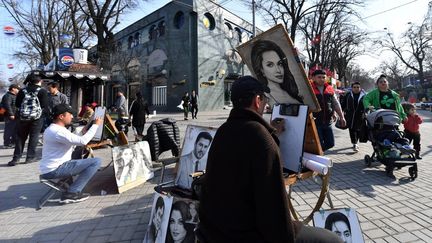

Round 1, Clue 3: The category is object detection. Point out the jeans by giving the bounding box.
[4,117,17,146]
[191,105,198,118]
[13,118,43,161]
[41,158,101,193]
[316,123,335,151]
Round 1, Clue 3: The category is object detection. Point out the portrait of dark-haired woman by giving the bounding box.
[166,201,195,243]
[251,40,303,106]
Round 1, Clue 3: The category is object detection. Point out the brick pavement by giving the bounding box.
[0,109,431,242]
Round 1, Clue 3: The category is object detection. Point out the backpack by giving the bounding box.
[19,87,42,121]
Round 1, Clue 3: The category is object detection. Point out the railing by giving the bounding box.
[152,85,167,106]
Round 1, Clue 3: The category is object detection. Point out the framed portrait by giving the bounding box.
[143,192,173,243]
[237,24,320,112]
[112,142,154,193]
[165,197,199,243]
[313,208,364,243]
[174,125,217,190]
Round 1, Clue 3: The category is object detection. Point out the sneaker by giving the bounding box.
[7,160,17,166]
[24,158,39,164]
[3,144,14,149]
[60,192,90,204]
[353,144,359,152]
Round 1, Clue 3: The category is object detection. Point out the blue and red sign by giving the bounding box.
[7,64,13,69]
[3,26,15,35]
[58,48,74,70]
[61,55,74,66]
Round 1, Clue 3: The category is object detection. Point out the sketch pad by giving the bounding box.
[271,104,308,172]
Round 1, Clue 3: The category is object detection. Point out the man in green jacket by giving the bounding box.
[363,74,407,122]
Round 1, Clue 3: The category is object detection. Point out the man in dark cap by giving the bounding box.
[198,76,342,242]
[1,84,20,148]
[311,69,346,151]
[39,104,103,203]
[8,74,48,166]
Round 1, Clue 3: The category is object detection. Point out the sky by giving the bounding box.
[0,0,431,81]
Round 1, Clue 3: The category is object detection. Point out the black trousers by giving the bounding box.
[295,225,343,243]
[191,104,198,118]
[3,117,17,146]
[134,125,144,136]
[349,128,360,144]
[13,118,43,161]
[405,130,421,152]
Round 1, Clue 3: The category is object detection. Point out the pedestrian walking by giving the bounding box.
[182,92,190,120]
[8,74,48,166]
[190,90,198,119]
[341,82,366,152]
[129,92,150,140]
[1,84,20,148]
[115,90,128,116]
[311,69,346,151]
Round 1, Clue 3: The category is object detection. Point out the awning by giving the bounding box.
[27,70,110,85]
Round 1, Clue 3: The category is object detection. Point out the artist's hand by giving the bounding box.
[94,117,103,126]
[9,116,14,120]
[271,118,285,135]
[368,106,375,111]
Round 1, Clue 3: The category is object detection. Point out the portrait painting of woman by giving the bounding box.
[237,24,319,111]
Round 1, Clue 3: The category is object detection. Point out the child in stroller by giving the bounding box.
[364,109,417,179]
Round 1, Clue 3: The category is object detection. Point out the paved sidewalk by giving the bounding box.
[0,109,431,242]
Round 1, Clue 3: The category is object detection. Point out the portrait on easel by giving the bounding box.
[313,208,364,243]
[143,192,173,243]
[237,24,319,112]
[174,125,217,190]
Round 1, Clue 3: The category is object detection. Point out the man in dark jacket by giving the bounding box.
[1,84,20,148]
[199,76,342,243]
[341,82,366,152]
[8,74,48,166]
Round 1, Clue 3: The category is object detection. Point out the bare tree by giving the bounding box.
[374,58,410,90]
[299,0,363,69]
[1,0,93,68]
[375,22,432,89]
[345,64,374,91]
[75,0,144,70]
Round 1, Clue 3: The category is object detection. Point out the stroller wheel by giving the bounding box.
[409,166,418,180]
[364,155,372,167]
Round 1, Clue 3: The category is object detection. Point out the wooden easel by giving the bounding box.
[284,113,333,224]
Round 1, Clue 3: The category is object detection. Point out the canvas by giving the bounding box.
[165,197,199,243]
[143,192,173,243]
[112,142,154,193]
[313,208,364,243]
[174,125,217,190]
[237,24,320,112]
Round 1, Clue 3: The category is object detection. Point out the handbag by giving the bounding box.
[335,117,347,130]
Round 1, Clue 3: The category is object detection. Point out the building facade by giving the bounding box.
[105,0,258,111]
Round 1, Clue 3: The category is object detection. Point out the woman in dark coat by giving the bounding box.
[341,82,366,152]
[129,92,150,138]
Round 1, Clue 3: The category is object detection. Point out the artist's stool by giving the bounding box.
[37,175,72,210]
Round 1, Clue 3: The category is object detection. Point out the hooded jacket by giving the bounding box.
[362,88,406,120]
[342,90,366,130]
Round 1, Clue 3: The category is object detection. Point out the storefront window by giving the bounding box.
[203,13,215,30]
[224,22,233,39]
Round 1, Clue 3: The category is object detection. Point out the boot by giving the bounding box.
[415,151,422,160]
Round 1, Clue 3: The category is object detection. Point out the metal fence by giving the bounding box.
[152,85,167,106]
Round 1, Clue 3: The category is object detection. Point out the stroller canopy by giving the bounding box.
[366,109,400,127]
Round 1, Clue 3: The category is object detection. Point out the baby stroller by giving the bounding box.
[363,109,418,180]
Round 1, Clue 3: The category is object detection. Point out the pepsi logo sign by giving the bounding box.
[7,64,13,69]
[3,26,15,35]
[61,55,74,66]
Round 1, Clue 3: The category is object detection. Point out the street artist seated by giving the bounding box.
[39,104,103,204]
